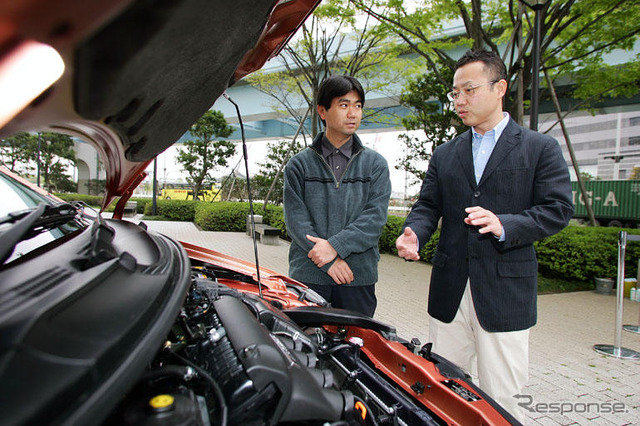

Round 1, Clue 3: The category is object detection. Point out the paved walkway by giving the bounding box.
[141,220,640,425]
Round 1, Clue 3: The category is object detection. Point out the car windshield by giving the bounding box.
[0,171,54,217]
[0,170,92,265]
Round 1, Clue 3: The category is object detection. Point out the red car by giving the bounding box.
[0,1,519,425]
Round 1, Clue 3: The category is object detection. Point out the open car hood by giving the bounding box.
[0,0,320,211]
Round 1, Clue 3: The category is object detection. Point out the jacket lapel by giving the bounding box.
[478,119,520,186]
[454,130,477,189]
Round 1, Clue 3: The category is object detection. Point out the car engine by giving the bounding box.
[105,263,443,426]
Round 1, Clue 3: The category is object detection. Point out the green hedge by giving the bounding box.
[53,197,640,285]
[55,192,103,208]
[55,193,151,214]
[534,226,640,282]
[190,201,640,285]
[194,202,287,236]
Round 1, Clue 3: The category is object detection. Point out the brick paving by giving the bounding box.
[141,220,640,425]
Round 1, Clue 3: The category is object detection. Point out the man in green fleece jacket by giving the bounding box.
[283,75,391,317]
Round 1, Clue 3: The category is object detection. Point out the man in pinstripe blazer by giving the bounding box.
[396,50,574,421]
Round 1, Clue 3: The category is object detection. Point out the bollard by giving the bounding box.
[593,231,640,359]
[623,257,640,335]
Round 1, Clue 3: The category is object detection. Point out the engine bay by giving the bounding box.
[106,262,446,426]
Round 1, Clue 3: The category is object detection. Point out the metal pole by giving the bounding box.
[623,244,640,335]
[594,231,640,359]
[615,231,626,352]
[529,6,543,131]
[37,133,41,187]
[152,157,158,216]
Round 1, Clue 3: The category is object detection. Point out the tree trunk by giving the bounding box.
[543,68,596,226]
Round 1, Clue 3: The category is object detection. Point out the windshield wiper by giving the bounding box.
[0,202,79,264]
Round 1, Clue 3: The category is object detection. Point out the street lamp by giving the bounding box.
[520,0,550,131]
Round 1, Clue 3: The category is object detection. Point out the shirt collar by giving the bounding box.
[472,112,510,141]
[321,135,353,159]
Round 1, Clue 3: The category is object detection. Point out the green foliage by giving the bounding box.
[397,65,466,183]
[195,202,252,232]
[535,226,640,283]
[4,132,77,191]
[352,0,640,125]
[419,229,440,262]
[176,110,236,199]
[378,215,405,254]
[253,139,304,206]
[263,206,288,239]
[1,132,34,172]
[219,175,249,201]
[56,193,152,214]
[53,196,640,294]
[246,2,406,137]
[55,192,103,207]
[34,132,77,192]
[151,200,197,222]
[537,275,594,294]
[579,171,598,181]
[194,202,288,237]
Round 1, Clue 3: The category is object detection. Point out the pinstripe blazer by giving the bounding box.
[404,118,574,332]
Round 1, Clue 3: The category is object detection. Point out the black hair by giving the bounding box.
[317,75,365,110]
[455,49,507,83]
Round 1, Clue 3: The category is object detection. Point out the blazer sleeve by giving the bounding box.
[403,146,444,249]
[497,134,574,249]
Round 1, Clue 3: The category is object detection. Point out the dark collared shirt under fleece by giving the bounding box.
[321,135,352,181]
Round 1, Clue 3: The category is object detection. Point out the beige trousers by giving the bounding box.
[429,282,530,424]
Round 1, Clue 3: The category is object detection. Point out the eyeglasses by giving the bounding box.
[447,81,498,102]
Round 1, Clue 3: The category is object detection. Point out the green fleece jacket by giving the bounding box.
[283,132,391,286]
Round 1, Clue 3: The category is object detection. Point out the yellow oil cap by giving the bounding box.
[149,394,175,411]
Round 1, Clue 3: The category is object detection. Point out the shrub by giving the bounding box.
[195,202,250,232]
[194,202,288,237]
[535,226,640,282]
[56,196,640,287]
[420,229,440,261]
[148,199,196,221]
[378,216,404,255]
[55,192,103,208]
[56,193,151,215]
[260,205,287,239]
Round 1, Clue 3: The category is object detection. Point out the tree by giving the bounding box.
[629,167,640,180]
[0,132,35,173]
[397,64,466,183]
[354,0,639,220]
[176,110,235,200]
[246,0,406,137]
[1,131,77,190]
[253,139,305,205]
[352,0,640,124]
[34,132,76,192]
[579,171,597,181]
[220,174,249,201]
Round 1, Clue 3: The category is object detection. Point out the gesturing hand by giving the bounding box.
[464,206,503,237]
[306,235,338,267]
[396,227,420,261]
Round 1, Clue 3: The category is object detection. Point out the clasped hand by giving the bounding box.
[306,235,353,284]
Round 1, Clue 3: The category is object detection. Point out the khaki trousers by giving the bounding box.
[429,282,529,423]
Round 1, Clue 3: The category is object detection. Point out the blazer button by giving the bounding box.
[474,191,481,198]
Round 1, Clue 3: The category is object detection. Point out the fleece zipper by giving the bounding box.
[311,147,363,189]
